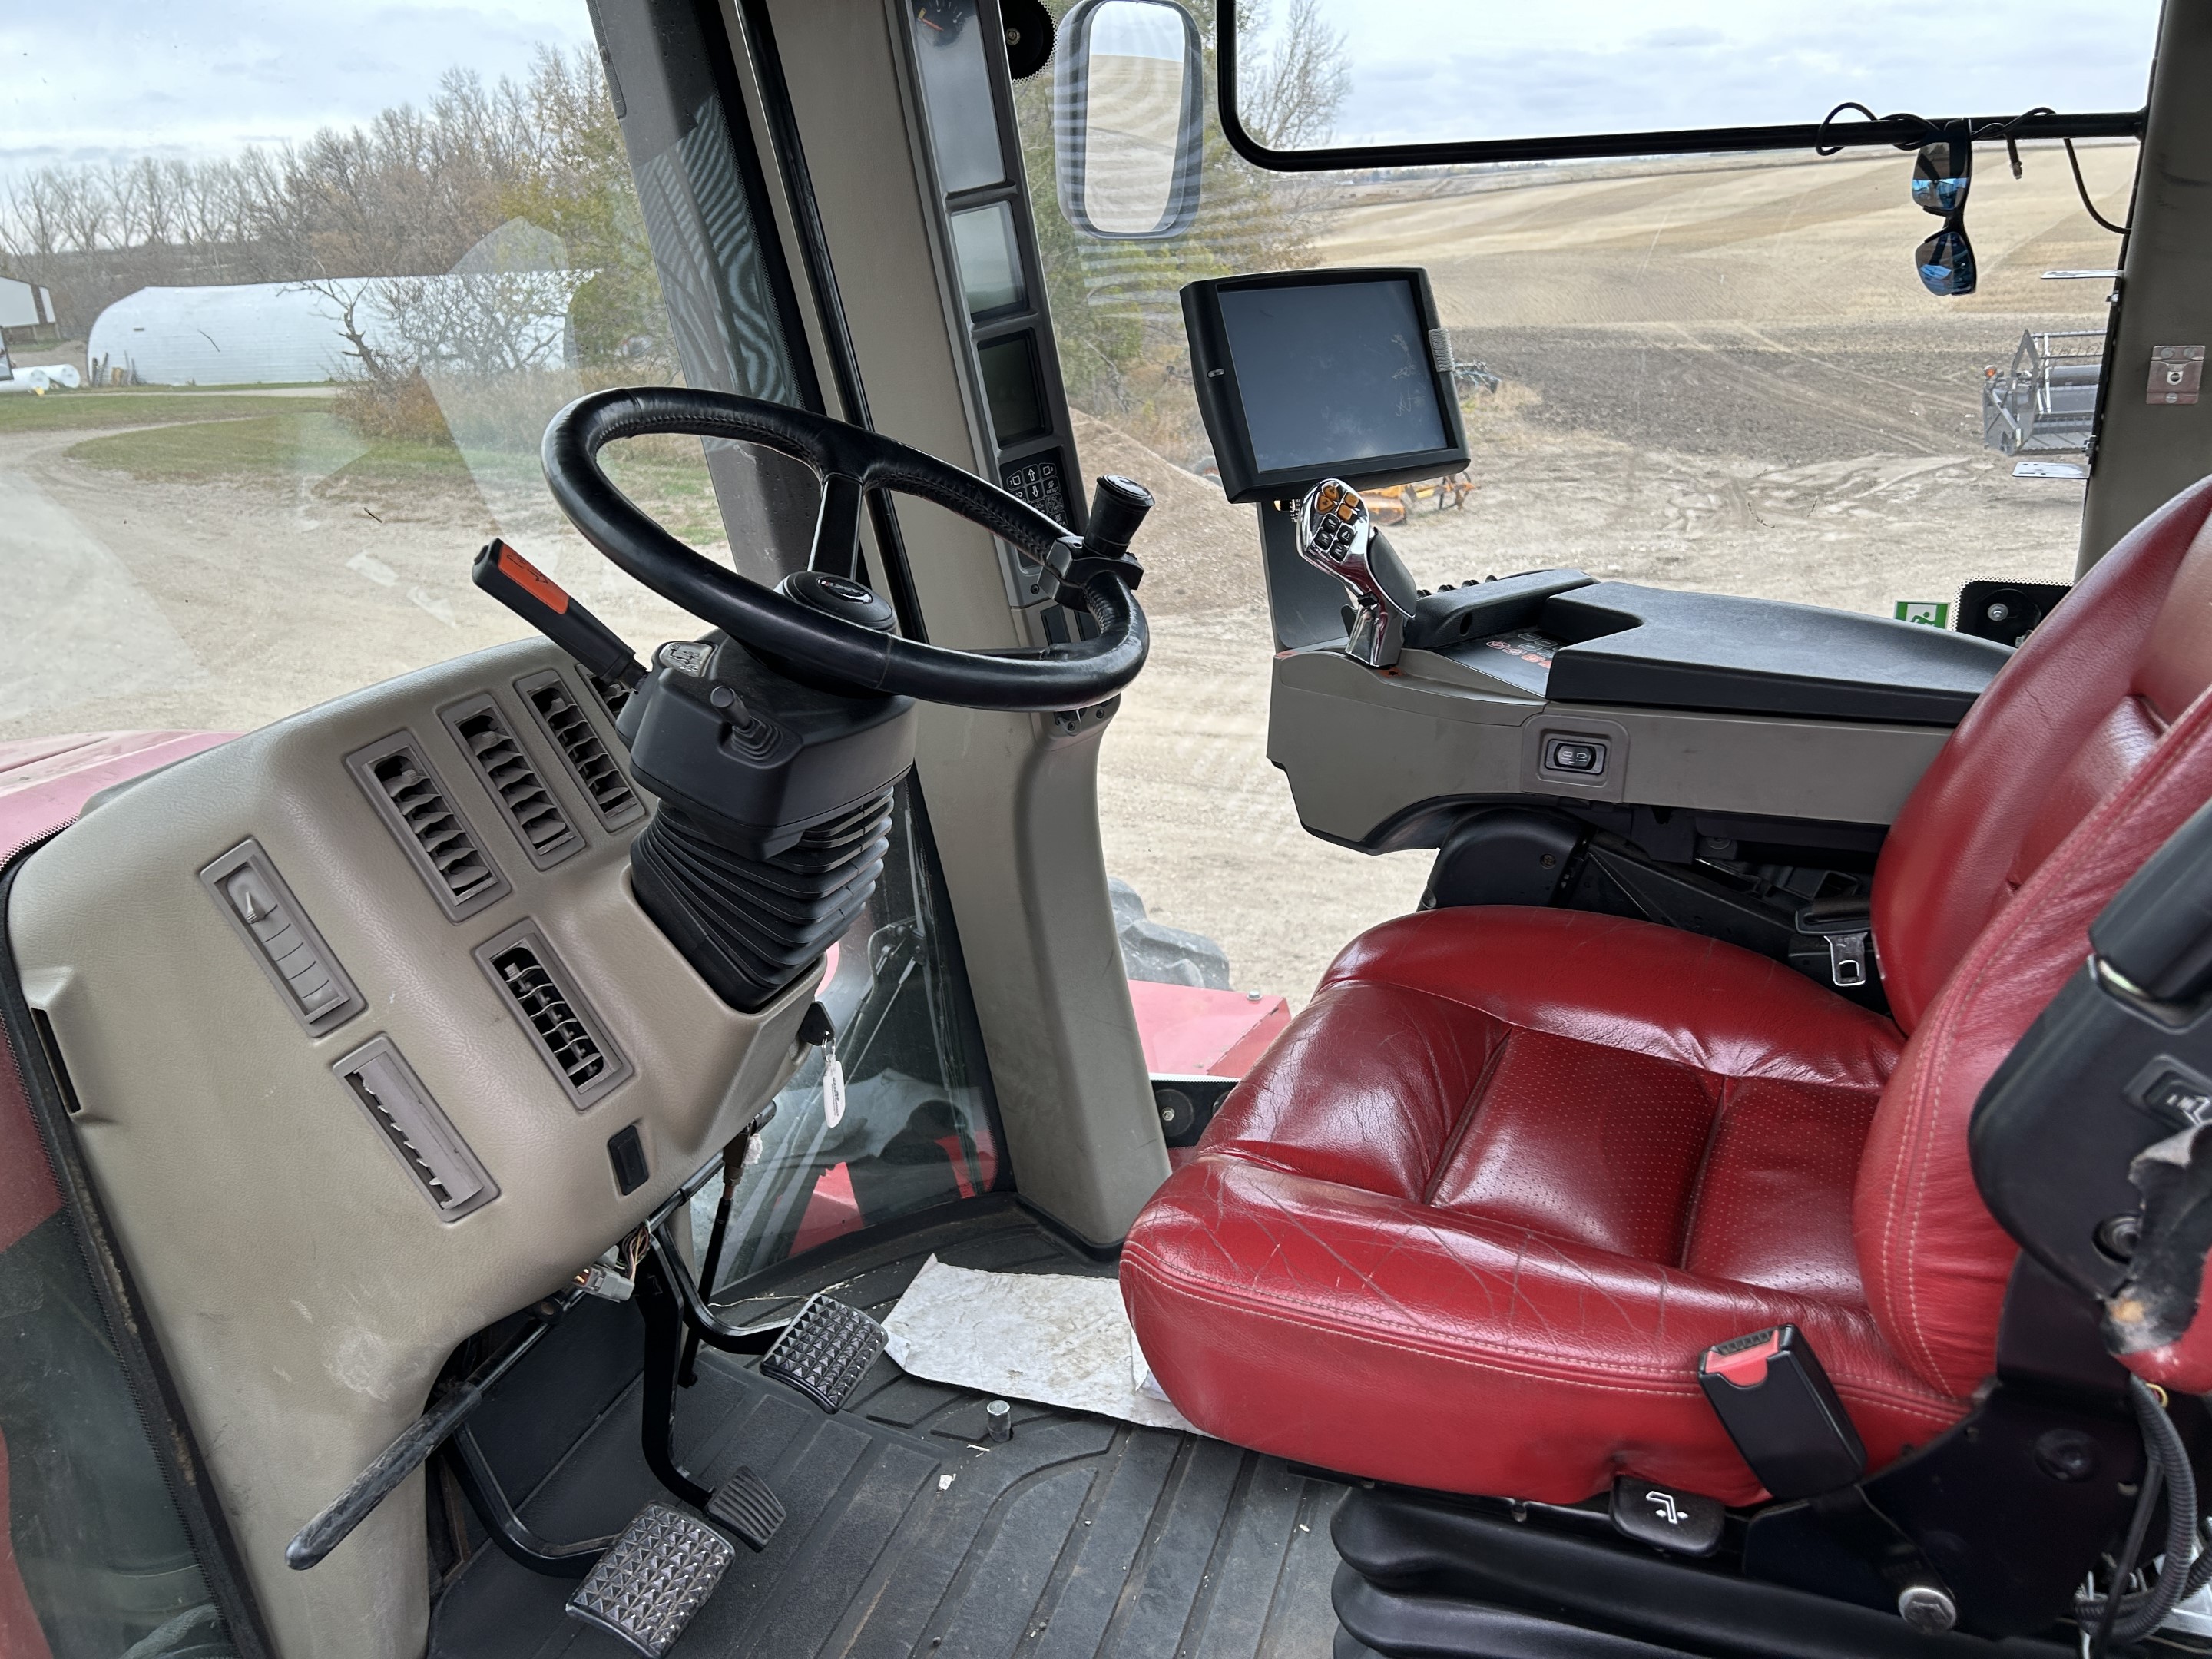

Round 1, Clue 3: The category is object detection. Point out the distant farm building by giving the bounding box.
[0,274,57,333]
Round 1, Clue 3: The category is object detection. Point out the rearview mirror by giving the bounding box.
[1054,0,1204,240]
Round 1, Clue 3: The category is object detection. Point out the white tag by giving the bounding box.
[821,1051,846,1128]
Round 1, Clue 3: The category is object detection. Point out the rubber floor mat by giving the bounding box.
[429,1200,1345,1659]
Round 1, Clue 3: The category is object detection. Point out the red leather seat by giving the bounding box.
[1122,476,2212,1505]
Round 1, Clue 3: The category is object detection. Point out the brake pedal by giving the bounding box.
[706,1465,784,1550]
[566,1502,734,1657]
[760,1292,889,1412]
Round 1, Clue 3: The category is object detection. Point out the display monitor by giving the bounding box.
[1183,267,1468,504]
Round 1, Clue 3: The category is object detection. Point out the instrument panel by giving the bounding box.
[7,637,817,1659]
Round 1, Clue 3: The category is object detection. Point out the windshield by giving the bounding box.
[1015,0,2145,1008]
[0,14,737,746]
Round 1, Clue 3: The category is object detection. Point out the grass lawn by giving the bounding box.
[66,412,478,493]
[0,389,338,435]
[601,445,728,549]
[64,406,730,546]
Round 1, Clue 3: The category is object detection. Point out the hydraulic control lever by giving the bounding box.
[472,538,647,692]
[1294,480,1419,669]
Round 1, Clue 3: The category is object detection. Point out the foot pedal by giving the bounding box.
[566,1502,735,1657]
[705,1465,783,1551]
[760,1292,889,1412]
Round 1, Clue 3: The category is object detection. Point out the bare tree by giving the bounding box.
[1240,0,1351,152]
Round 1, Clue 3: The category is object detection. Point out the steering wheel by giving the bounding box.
[541,386,1147,711]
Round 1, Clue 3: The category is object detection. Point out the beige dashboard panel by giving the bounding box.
[8,639,816,1659]
[1270,646,1955,844]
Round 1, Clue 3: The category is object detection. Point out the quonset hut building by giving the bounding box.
[86,268,582,387]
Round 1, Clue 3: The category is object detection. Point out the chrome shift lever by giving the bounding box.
[1295,479,1414,669]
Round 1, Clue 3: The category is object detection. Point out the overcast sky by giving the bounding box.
[1,0,2164,175]
[0,1,598,171]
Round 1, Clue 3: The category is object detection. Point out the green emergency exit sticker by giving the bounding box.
[1895,600,1951,628]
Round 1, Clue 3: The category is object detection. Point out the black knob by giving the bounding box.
[1084,475,1153,558]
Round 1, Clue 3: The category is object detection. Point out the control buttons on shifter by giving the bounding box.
[1296,478,1413,671]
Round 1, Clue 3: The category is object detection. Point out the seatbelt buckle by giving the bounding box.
[1697,1324,1866,1500]
[1796,902,1876,989]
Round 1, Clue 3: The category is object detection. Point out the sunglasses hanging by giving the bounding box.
[1911,131,1977,296]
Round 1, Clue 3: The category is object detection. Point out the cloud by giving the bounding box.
[0,0,597,172]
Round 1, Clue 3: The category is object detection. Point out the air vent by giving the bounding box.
[516,669,644,830]
[333,1035,498,1220]
[440,693,584,869]
[587,670,634,724]
[346,734,509,922]
[200,840,366,1035]
[473,922,632,1109]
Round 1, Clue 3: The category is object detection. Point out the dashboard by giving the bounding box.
[6,637,817,1659]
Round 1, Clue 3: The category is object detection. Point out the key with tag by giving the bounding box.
[820,1036,845,1128]
[796,1001,844,1128]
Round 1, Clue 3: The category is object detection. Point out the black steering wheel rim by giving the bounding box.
[541,386,1147,710]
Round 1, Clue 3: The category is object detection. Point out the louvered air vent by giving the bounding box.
[587,669,634,723]
[473,922,632,1110]
[346,735,509,922]
[333,1035,498,1220]
[200,840,366,1035]
[515,669,643,830]
[440,694,583,869]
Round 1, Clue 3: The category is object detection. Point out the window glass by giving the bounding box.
[0,25,717,742]
[1237,0,2160,153]
[1016,1,2140,1008]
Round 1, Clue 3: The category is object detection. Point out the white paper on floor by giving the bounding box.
[880,1256,1206,1436]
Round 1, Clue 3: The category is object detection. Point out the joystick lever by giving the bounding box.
[1045,475,1151,607]
[1295,480,1417,669]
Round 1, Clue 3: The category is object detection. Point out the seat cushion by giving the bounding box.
[1123,908,1966,1506]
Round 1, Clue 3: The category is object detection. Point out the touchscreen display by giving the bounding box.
[1216,279,1446,475]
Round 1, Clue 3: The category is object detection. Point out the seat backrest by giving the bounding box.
[1854,478,2212,1397]
[1874,475,2212,1031]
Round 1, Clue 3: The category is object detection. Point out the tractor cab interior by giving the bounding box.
[8,3,2212,1658]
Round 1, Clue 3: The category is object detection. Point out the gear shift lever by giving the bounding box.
[1295,480,1417,669]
